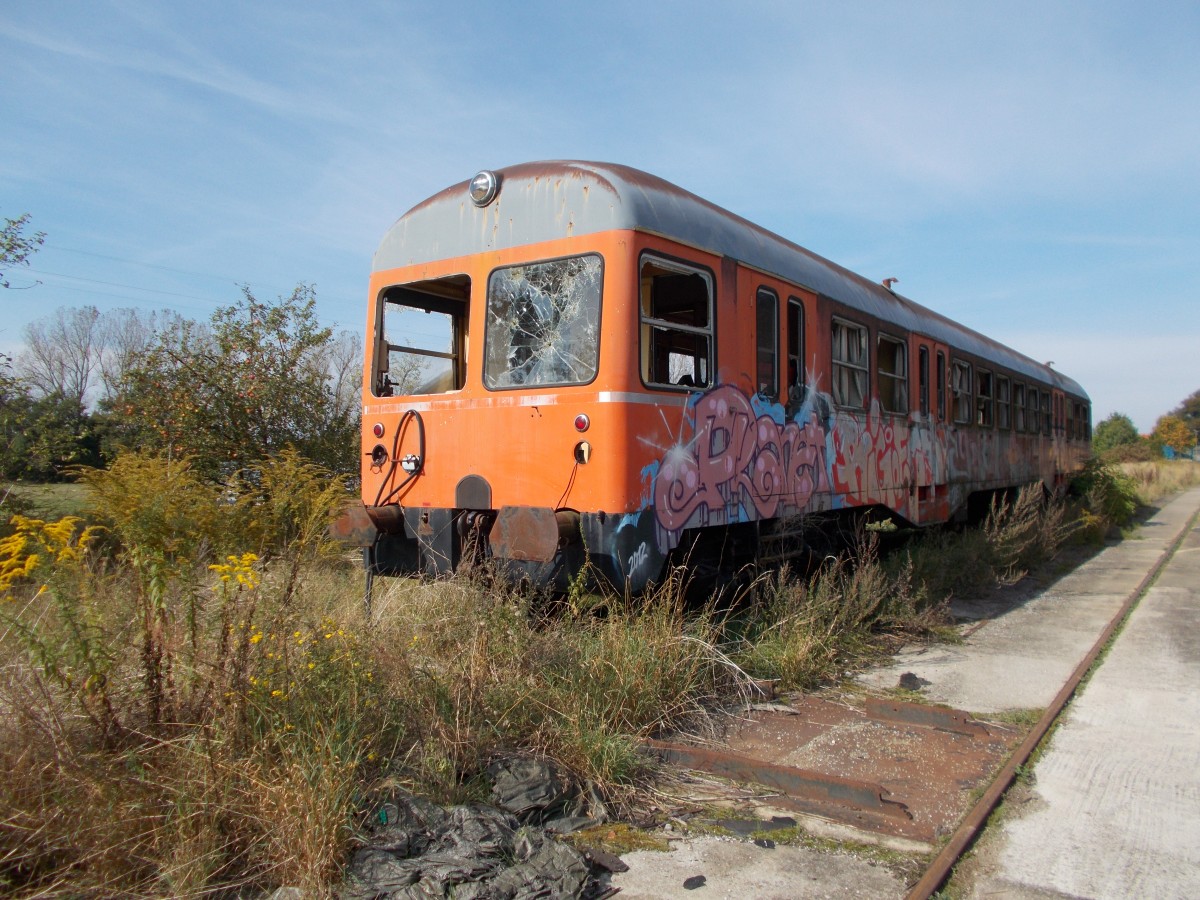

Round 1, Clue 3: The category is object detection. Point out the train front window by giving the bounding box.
[640,255,713,390]
[376,276,469,396]
[484,254,603,389]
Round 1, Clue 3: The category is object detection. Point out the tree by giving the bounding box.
[1171,389,1200,433]
[107,285,359,477]
[0,390,100,480]
[1,213,45,289]
[1092,412,1140,455]
[18,306,102,405]
[1152,414,1197,456]
[95,308,182,404]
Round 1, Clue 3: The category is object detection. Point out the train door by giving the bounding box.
[1051,388,1068,490]
[911,334,952,523]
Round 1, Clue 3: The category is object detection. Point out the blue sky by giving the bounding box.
[2,0,1197,432]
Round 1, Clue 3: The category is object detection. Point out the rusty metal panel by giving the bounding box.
[644,738,910,821]
[329,503,377,547]
[864,697,991,739]
[489,505,560,562]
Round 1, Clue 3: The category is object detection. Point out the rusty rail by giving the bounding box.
[644,738,911,821]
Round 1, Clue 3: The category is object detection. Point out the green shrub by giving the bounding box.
[1071,458,1139,537]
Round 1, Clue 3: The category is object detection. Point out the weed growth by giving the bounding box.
[3,451,1187,894]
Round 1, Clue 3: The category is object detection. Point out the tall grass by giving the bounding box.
[0,452,740,896]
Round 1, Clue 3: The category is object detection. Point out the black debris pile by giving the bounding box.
[344,757,618,899]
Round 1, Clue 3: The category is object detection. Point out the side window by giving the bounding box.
[1014,383,1027,432]
[976,369,994,427]
[1027,388,1040,435]
[786,297,805,413]
[951,359,973,424]
[640,256,713,389]
[877,333,908,414]
[377,275,470,396]
[831,317,869,409]
[996,375,1011,430]
[918,345,930,417]
[936,350,946,422]
[1066,399,1074,439]
[1041,390,1052,436]
[484,254,602,389]
[755,288,778,399]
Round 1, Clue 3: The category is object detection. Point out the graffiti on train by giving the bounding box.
[651,384,832,545]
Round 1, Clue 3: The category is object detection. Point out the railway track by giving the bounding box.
[611,487,1200,898]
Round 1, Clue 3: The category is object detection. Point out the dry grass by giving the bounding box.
[1118,459,1200,505]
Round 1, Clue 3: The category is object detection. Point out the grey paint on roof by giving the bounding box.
[374,161,1086,399]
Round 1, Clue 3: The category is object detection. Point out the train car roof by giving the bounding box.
[375,161,1087,399]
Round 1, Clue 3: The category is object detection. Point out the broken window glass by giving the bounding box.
[952,359,973,424]
[976,369,994,427]
[484,255,602,389]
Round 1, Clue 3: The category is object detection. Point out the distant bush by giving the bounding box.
[1099,440,1156,464]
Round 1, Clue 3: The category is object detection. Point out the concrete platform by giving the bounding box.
[859,487,1200,714]
[968,493,1200,898]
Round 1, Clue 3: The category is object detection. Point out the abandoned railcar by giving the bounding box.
[355,161,1090,591]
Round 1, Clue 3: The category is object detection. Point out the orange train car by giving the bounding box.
[356,162,1090,592]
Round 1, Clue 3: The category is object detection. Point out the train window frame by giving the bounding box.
[876,332,908,415]
[951,359,973,424]
[831,316,869,410]
[639,253,715,391]
[375,275,470,397]
[936,350,946,422]
[1027,388,1039,435]
[1041,390,1052,436]
[755,287,779,400]
[996,375,1011,430]
[976,369,994,427]
[483,253,604,391]
[1014,383,1027,432]
[786,297,806,416]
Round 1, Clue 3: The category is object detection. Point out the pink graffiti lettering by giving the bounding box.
[653,385,831,536]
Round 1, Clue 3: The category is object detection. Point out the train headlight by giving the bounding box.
[469,170,500,207]
[574,414,590,432]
